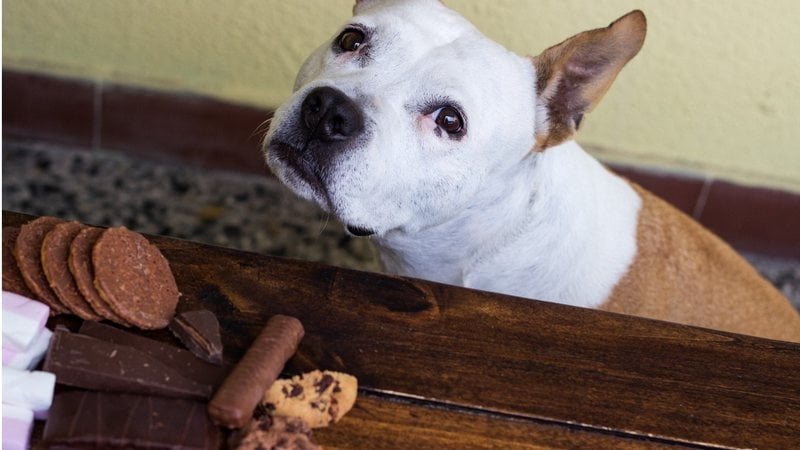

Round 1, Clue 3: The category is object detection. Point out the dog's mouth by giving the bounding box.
[270,141,378,238]
[270,141,331,203]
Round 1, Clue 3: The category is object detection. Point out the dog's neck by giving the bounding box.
[375,141,641,308]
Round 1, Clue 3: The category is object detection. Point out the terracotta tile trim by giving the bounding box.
[3,69,799,258]
[609,164,800,258]
[3,70,95,148]
[4,69,272,174]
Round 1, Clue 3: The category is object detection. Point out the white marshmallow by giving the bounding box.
[3,327,53,370]
[2,366,56,419]
[2,291,50,351]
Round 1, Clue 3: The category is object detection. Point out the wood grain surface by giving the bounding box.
[314,393,685,449]
[6,211,799,449]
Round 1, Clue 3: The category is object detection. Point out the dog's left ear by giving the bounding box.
[532,10,646,151]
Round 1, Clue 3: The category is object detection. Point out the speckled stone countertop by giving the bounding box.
[3,141,799,310]
[2,142,381,272]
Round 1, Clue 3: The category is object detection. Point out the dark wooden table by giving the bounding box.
[6,211,800,449]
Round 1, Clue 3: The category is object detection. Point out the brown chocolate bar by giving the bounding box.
[43,390,220,450]
[208,315,305,429]
[79,321,228,387]
[43,326,212,400]
[169,309,224,365]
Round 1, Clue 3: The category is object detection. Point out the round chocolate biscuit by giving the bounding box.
[92,227,179,329]
[42,222,103,321]
[3,227,36,298]
[69,227,131,326]
[14,216,69,314]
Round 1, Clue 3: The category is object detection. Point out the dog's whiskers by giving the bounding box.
[251,116,274,141]
[315,212,332,239]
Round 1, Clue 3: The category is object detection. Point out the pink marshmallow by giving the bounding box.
[3,346,18,364]
[2,404,34,450]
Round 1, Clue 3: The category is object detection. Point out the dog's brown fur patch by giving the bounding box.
[601,183,800,342]
[533,11,646,151]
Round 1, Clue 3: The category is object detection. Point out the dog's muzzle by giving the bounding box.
[273,86,376,237]
[270,86,366,197]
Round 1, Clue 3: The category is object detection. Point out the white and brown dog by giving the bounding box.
[265,0,800,341]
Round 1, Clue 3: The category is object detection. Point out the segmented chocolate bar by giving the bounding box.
[44,390,220,450]
[43,326,212,400]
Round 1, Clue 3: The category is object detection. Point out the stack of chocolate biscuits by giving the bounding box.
[3,216,179,330]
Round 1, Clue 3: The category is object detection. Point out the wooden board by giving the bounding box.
[314,394,683,449]
[6,211,799,449]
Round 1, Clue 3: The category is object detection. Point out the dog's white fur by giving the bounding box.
[267,0,638,307]
[270,0,537,236]
[379,141,640,308]
[265,0,800,340]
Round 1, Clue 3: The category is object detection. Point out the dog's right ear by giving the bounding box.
[532,10,646,151]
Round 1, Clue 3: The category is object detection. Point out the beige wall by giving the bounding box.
[4,0,800,192]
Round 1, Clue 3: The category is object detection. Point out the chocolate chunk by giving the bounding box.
[92,226,179,329]
[287,384,304,398]
[43,326,212,400]
[208,315,305,429]
[169,309,223,365]
[253,402,271,419]
[315,374,334,393]
[44,390,220,450]
[41,221,104,321]
[2,227,36,298]
[79,321,229,388]
[14,216,69,314]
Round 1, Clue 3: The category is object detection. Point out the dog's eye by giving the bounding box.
[434,106,464,134]
[338,29,365,52]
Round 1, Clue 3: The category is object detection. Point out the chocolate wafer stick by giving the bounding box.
[208,315,304,429]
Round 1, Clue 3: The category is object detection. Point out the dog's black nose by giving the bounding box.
[301,86,364,142]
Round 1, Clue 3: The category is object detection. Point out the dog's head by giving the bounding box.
[264,0,645,237]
